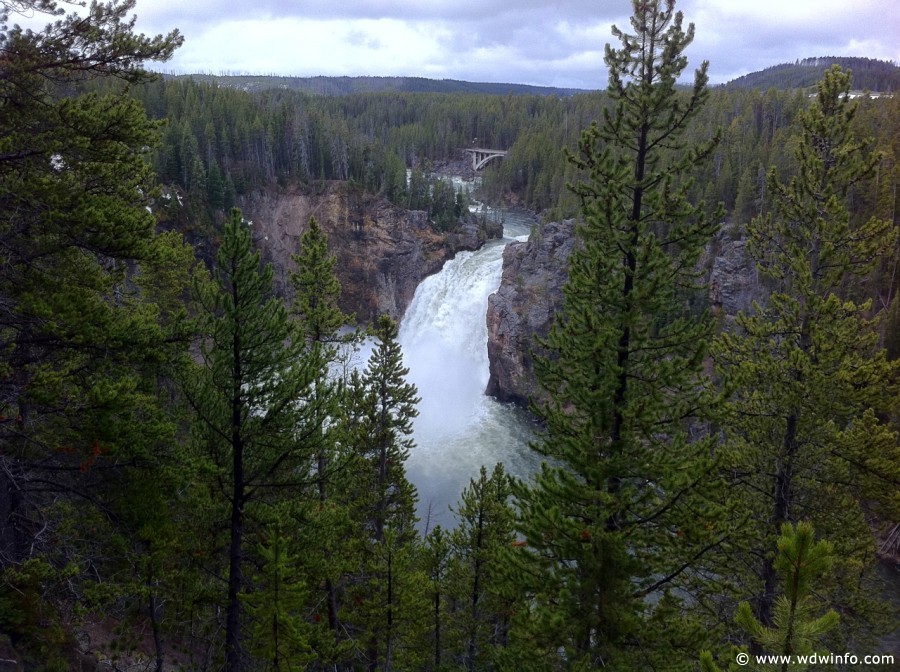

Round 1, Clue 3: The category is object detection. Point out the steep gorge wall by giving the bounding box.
[238,182,501,323]
[485,220,575,406]
[485,222,766,406]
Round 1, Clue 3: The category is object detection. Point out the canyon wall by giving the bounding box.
[238,182,501,323]
[485,222,766,406]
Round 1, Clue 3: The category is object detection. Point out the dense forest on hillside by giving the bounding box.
[163,56,900,99]
[126,71,898,242]
[1,0,898,671]
[167,73,586,97]
[724,56,899,92]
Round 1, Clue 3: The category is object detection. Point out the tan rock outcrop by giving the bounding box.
[238,182,500,323]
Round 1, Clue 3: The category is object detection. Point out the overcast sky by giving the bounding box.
[16,0,900,88]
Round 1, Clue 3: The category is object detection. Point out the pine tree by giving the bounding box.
[0,0,183,566]
[286,216,357,663]
[416,466,518,671]
[700,523,839,672]
[734,523,839,671]
[712,66,899,644]
[344,315,421,671]
[290,217,352,345]
[421,525,453,671]
[185,209,321,672]
[353,315,420,545]
[243,519,314,670]
[0,1,188,662]
[509,1,726,668]
[451,464,516,671]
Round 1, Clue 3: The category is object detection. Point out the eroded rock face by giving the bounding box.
[485,220,576,406]
[704,229,768,327]
[485,220,764,407]
[238,182,501,323]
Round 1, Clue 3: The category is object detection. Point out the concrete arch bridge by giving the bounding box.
[464,147,507,171]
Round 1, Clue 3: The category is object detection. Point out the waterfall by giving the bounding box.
[397,212,537,529]
[398,245,503,443]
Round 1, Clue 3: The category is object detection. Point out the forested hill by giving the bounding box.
[165,59,900,97]
[162,73,587,97]
[724,56,899,91]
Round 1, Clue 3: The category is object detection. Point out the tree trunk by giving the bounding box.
[466,505,485,672]
[0,463,25,567]
[224,466,245,672]
[147,564,165,672]
[433,589,442,671]
[605,120,649,534]
[225,294,246,672]
[318,451,340,637]
[758,413,797,627]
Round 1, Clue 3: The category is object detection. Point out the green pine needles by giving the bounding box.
[186,208,323,672]
[701,522,839,672]
[713,65,899,645]
[509,1,728,669]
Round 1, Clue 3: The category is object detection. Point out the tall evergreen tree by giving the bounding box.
[352,315,420,545]
[185,209,321,672]
[286,216,357,663]
[421,525,453,671]
[0,0,182,567]
[712,66,899,644]
[0,1,187,663]
[451,463,516,672]
[509,1,726,668]
[290,217,352,345]
[344,315,421,671]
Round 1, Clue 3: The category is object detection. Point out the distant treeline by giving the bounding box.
[160,56,899,99]
[162,73,588,97]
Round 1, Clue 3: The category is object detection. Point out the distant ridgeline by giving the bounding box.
[724,56,899,92]
[162,73,587,97]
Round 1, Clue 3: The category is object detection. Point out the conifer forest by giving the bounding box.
[0,0,898,670]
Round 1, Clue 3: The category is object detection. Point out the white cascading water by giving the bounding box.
[397,208,539,529]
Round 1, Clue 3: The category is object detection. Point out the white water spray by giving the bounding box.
[398,212,536,529]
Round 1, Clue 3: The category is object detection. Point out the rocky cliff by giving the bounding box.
[485,220,576,406]
[702,230,768,327]
[238,182,501,323]
[485,222,764,406]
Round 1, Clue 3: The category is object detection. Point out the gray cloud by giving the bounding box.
[116,0,900,87]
